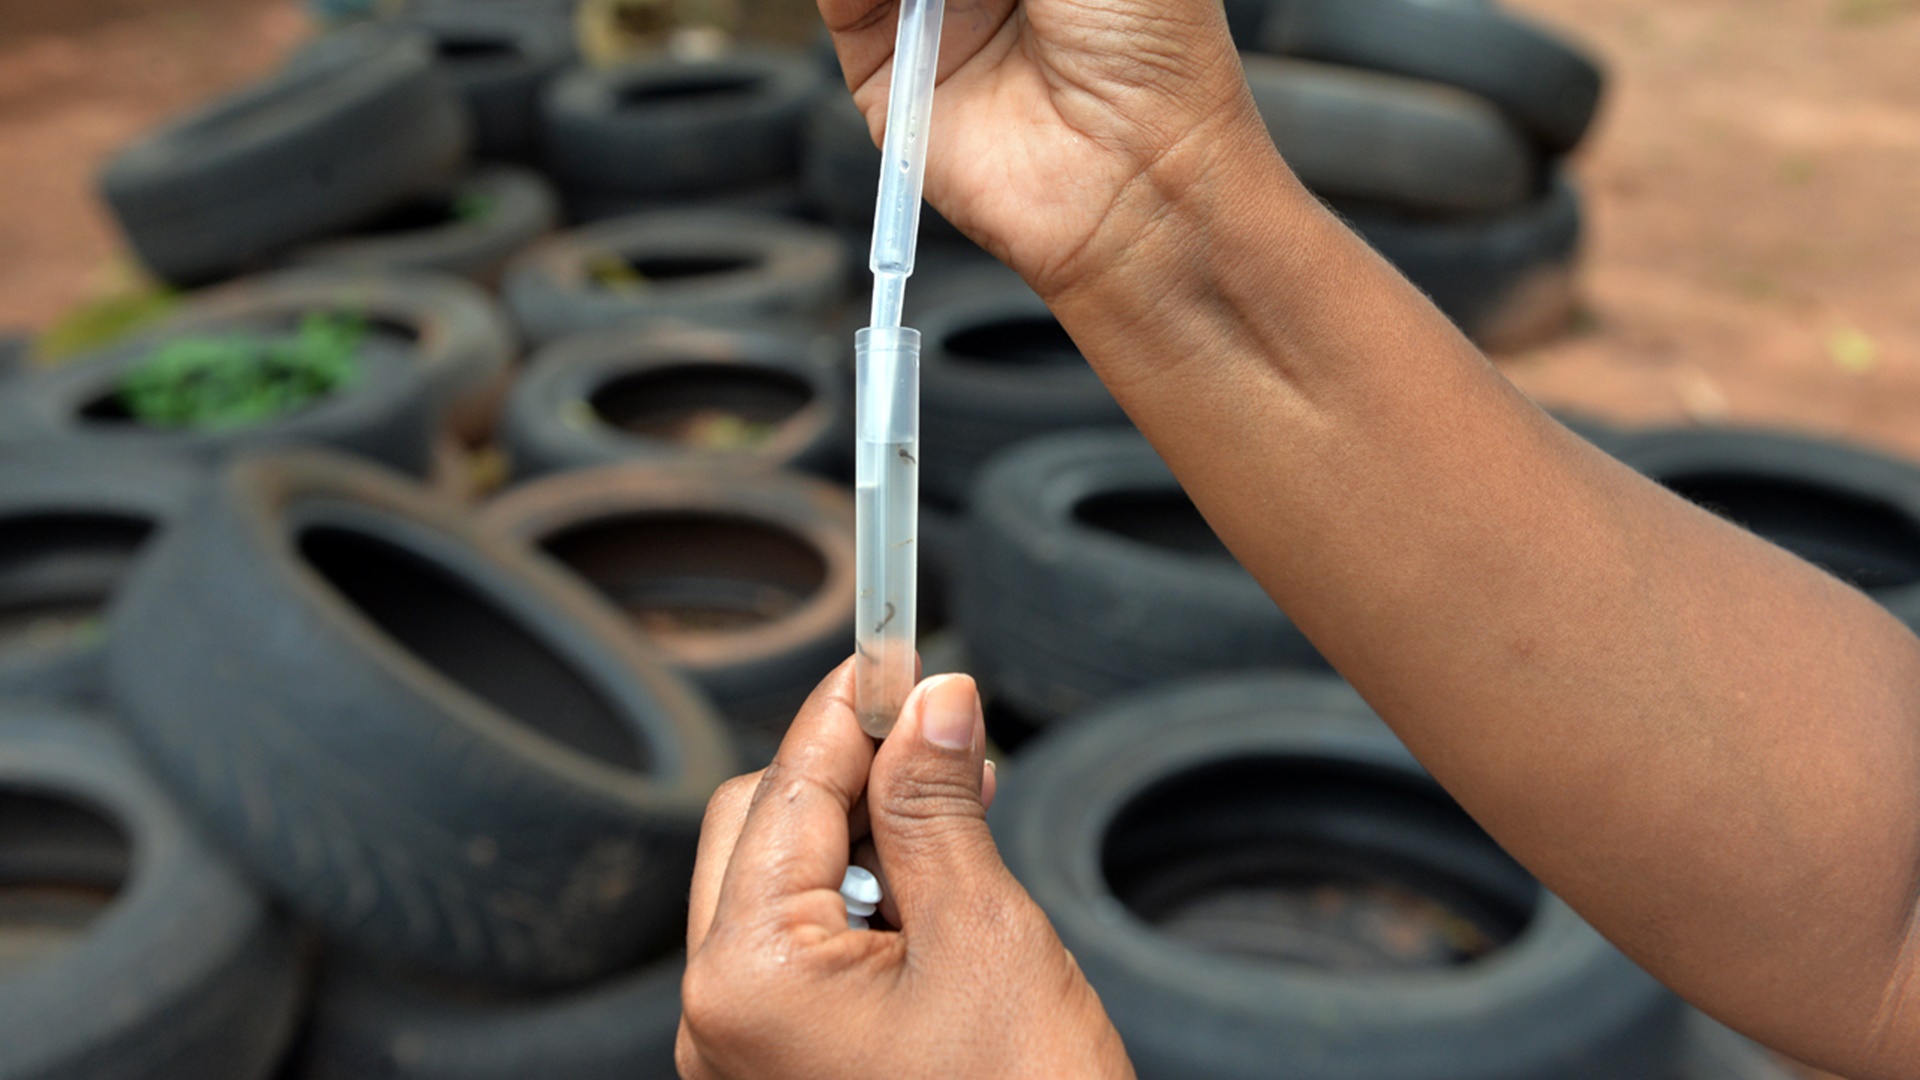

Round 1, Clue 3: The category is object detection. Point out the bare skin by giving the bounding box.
[677,2,1920,1077]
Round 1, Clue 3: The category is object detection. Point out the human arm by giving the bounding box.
[821,0,1920,1074]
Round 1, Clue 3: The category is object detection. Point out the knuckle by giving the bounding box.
[678,953,738,1044]
[703,772,761,827]
[874,765,982,825]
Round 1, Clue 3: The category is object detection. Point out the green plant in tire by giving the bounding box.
[451,191,497,224]
[118,313,367,430]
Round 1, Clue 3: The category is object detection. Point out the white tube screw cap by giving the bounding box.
[840,866,883,930]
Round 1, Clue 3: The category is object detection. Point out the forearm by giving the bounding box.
[1044,136,1920,1073]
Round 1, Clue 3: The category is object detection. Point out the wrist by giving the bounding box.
[1036,106,1332,388]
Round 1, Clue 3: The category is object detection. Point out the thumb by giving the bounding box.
[867,673,1010,934]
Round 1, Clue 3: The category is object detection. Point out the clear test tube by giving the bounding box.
[853,326,920,737]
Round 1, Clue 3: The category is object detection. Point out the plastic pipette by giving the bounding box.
[854,0,945,737]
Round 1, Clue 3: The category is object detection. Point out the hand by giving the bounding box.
[820,0,1281,298]
[676,661,1135,1079]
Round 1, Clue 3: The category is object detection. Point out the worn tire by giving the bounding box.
[105,451,738,986]
[502,211,847,346]
[912,283,1129,506]
[482,466,854,763]
[564,179,814,227]
[1679,1012,1800,1080]
[99,27,469,285]
[800,87,971,246]
[500,323,846,480]
[542,49,820,201]
[917,497,964,634]
[992,674,1684,1079]
[0,335,438,477]
[0,334,27,381]
[286,166,560,287]
[157,268,519,443]
[0,706,303,1080]
[293,952,681,1080]
[1608,427,1920,630]
[1258,0,1604,153]
[1338,170,1584,351]
[0,449,204,708]
[959,431,1324,722]
[1246,57,1534,214]
[387,7,575,162]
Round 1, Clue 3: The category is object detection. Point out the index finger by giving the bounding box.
[817,0,1017,94]
[708,659,877,940]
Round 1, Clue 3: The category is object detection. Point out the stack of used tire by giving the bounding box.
[966,419,1920,1080]
[1232,0,1604,352]
[0,0,1853,1074]
[3,8,877,1075]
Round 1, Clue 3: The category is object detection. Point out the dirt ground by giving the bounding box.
[0,2,1907,1073]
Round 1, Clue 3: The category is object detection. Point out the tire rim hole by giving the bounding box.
[1072,490,1235,560]
[1101,757,1539,973]
[944,316,1082,366]
[540,511,828,640]
[435,35,522,62]
[1659,473,1920,592]
[0,789,132,975]
[299,523,649,772]
[0,513,152,645]
[626,254,761,283]
[588,364,812,450]
[353,193,467,235]
[619,73,766,106]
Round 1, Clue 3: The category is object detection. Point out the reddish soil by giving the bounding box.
[1502,0,1920,465]
[0,0,309,331]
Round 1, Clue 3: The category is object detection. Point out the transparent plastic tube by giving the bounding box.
[854,0,944,736]
[854,328,920,737]
[868,0,945,329]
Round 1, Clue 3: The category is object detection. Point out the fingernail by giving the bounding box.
[920,674,977,751]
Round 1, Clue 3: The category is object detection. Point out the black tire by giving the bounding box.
[1607,427,1920,630]
[1679,1012,1799,1080]
[542,49,821,200]
[0,334,27,381]
[293,952,682,1080]
[502,211,847,346]
[0,335,438,477]
[99,27,470,285]
[1245,57,1534,215]
[917,497,964,634]
[0,449,204,708]
[285,166,561,287]
[564,178,814,227]
[913,282,1129,506]
[1257,0,1604,153]
[991,674,1684,1080]
[387,7,576,162]
[157,268,520,443]
[1224,0,1272,48]
[800,87,971,246]
[1551,409,1627,454]
[500,323,846,480]
[959,430,1325,722]
[0,705,303,1080]
[105,451,738,986]
[1337,170,1583,351]
[481,465,854,764]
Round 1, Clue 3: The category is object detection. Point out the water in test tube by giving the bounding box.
[855,0,945,737]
